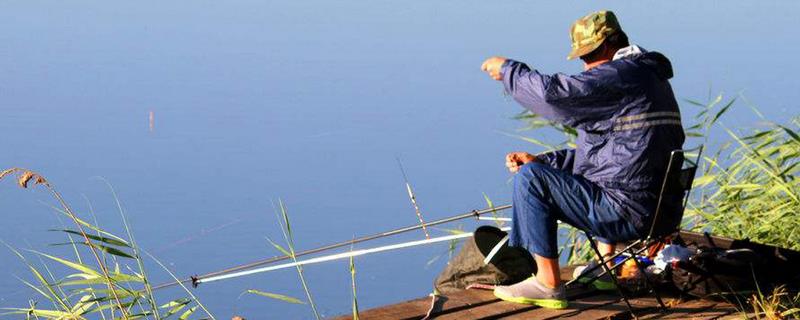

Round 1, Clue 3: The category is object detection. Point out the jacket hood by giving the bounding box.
[634,51,673,80]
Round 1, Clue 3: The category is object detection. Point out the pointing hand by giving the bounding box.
[481,56,508,81]
[505,152,536,173]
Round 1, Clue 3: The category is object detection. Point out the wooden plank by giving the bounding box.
[433,286,601,320]
[684,301,739,320]
[550,296,662,320]
[421,267,592,320]
[332,266,584,320]
[334,261,751,320]
[330,289,492,320]
[718,312,753,319]
[336,287,742,320]
[636,299,739,320]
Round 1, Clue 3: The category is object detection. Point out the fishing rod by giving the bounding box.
[196,226,512,285]
[151,204,512,290]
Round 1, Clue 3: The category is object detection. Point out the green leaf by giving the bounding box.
[93,244,135,259]
[266,237,292,257]
[70,294,95,315]
[692,175,717,188]
[60,271,143,286]
[33,251,101,277]
[779,125,800,145]
[160,298,191,318]
[482,192,504,227]
[160,298,192,309]
[16,277,51,301]
[244,289,305,304]
[2,243,70,310]
[44,205,129,244]
[49,242,135,259]
[178,306,198,320]
[51,229,130,247]
[683,98,706,107]
[1,308,78,318]
[710,97,736,125]
[82,300,136,315]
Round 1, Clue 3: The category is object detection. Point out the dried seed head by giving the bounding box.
[0,169,14,180]
[11,170,47,189]
[18,171,35,188]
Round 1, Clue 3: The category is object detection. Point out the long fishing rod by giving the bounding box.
[151,204,511,290]
[196,226,512,285]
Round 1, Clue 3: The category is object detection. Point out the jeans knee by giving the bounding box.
[514,162,548,191]
[521,161,547,173]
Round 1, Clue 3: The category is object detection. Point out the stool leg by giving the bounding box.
[586,234,637,319]
[628,246,667,312]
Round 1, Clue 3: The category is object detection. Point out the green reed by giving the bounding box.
[0,171,351,319]
[264,200,321,320]
[683,96,800,251]
[0,169,211,320]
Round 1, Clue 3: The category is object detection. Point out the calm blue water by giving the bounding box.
[1,1,798,318]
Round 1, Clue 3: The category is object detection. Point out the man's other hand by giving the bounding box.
[505,152,536,173]
[481,56,507,81]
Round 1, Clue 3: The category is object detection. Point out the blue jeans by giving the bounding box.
[508,162,640,259]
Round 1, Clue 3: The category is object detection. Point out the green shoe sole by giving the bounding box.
[578,276,617,291]
[493,290,569,309]
[591,280,617,291]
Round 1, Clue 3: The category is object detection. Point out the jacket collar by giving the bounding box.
[613,45,646,60]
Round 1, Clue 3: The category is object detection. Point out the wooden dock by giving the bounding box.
[333,286,740,319]
[333,270,741,320]
[331,231,800,319]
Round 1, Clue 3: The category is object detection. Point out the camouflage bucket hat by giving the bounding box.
[567,10,622,60]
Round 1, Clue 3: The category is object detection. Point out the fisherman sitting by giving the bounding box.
[480,10,685,308]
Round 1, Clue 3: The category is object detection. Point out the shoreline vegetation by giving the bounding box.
[1,94,798,319]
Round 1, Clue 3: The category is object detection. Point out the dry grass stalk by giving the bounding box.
[747,286,800,320]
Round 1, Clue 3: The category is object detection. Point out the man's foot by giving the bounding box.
[573,262,617,290]
[493,277,568,309]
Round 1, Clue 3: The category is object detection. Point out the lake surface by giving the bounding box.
[1,1,798,318]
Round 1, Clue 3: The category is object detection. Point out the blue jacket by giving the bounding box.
[501,50,685,231]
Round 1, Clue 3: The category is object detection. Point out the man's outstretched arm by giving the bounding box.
[482,56,621,130]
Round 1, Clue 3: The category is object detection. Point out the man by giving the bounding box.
[480,10,685,308]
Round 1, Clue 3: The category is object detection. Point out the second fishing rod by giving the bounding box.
[151,204,512,291]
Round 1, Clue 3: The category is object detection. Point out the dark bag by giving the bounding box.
[670,232,800,299]
[670,246,764,299]
[434,226,535,294]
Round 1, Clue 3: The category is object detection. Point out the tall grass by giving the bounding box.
[1,170,357,319]
[349,246,360,320]
[683,96,800,250]
[744,286,800,320]
[264,200,321,320]
[0,168,211,320]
